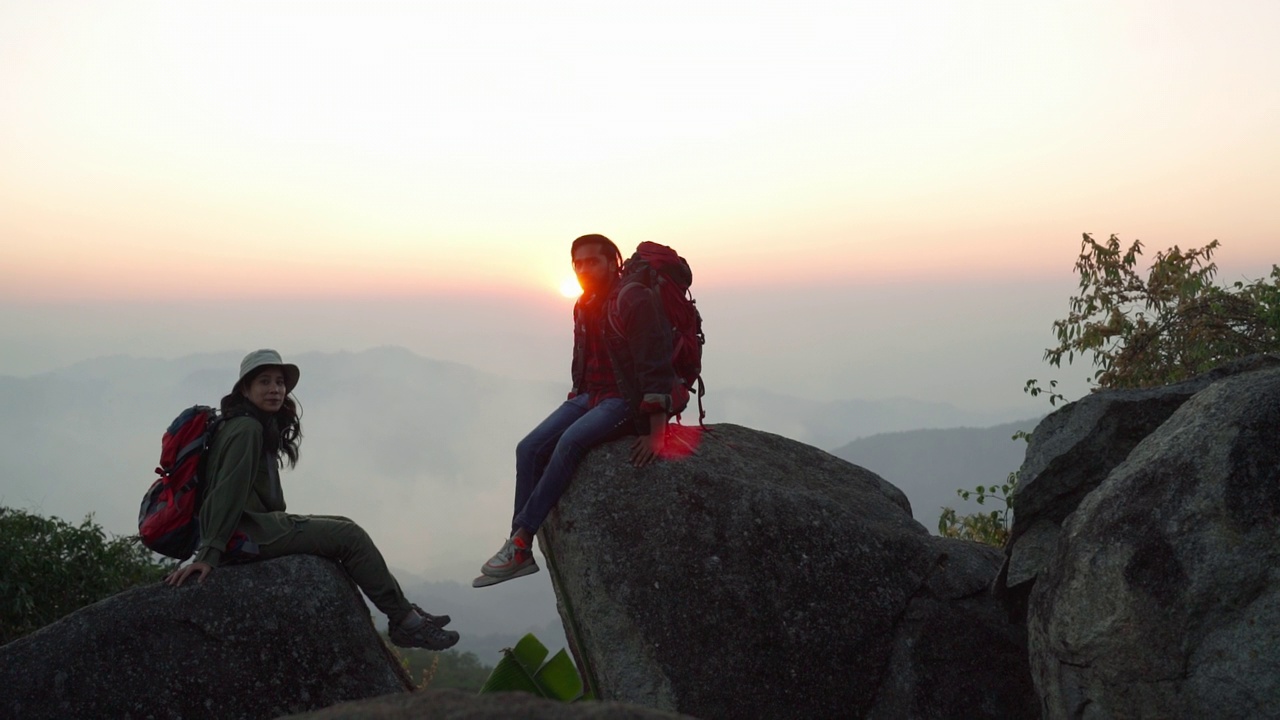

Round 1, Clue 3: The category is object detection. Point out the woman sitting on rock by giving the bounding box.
[164,349,458,651]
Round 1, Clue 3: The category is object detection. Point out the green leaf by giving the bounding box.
[478,633,585,702]
[479,653,543,696]
[510,632,551,670]
[533,650,585,701]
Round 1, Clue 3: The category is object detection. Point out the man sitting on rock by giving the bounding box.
[473,234,681,587]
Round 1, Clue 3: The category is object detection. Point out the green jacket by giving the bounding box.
[194,416,296,567]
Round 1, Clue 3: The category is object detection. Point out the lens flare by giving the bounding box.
[559,277,582,298]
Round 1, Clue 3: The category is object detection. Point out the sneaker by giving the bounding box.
[389,609,460,651]
[475,535,540,586]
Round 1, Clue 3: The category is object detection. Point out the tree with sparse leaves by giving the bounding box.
[1045,233,1280,390]
[939,234,1279,547]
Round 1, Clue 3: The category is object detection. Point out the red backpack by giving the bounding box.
[609,242,706,423]
[138,406,252,560]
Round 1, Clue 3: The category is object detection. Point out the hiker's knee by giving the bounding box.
[516,432,543,463]
[306,517,371,556]
[334,518,371,545]
[556,420,602,454]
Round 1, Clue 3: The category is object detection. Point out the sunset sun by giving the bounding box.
[559,277,582,298]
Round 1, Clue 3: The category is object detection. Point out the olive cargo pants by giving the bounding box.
[255,515,412,622]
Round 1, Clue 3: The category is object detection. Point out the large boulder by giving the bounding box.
[281,687,695,719]
[998,354,1280,622]
[0,554,411,719]
[540,423,1036,719]
[1028,364,1280,718]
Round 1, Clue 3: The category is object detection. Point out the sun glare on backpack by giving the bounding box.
[559,277,582,298]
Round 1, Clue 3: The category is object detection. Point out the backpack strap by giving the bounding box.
[604,280,667,434]
[606,280,650,338]
[691,375,707,427]
[194,408,254,506]
[604,290,643,434]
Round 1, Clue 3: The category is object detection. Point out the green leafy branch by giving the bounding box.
[939,469,1019,547]
[1043,233,1280,390]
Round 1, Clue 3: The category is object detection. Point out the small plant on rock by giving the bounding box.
[938,470,1018,547]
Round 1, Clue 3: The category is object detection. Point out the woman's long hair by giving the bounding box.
[220,370,303,468]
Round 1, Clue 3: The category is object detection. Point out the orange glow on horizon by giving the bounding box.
[11,232,1268,303]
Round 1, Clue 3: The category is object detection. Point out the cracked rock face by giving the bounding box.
[999,354,1280,624]
[1028,365,1280,719]
[0,555,411,720]
[541,423,1036,719]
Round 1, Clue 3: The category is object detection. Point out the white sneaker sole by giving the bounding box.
[472,563,540,587]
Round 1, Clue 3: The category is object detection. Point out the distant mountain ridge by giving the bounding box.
[714,386,1030,450]
[0,346,572,659]
[0,345,565,574]
[0,346,1040,658]
[830,419,1041,525]
[0,346,1042,542]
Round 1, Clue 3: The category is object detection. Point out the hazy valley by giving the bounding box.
[0,346,1040,659]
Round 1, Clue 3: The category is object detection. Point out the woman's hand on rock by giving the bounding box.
[165,561,212,587]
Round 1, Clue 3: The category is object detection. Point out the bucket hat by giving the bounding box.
[238,349,300,393]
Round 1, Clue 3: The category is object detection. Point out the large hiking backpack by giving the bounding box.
[609,241,706,423]
[137,405,248,560]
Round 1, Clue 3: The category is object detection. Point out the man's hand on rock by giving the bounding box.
[629,433,664,467]
[631,414,668,467]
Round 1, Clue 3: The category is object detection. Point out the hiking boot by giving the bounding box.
[475,535,539,586]
[408,603,451,628]
[390,609,460,651]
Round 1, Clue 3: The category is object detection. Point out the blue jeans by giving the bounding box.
[512,395,632,535]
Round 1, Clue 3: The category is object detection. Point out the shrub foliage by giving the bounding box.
[1,506,172,644]
[390,645,495,691]
[938,471,1018,547]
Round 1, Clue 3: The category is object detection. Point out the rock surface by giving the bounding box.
[280,688,694,719]
[1028,363,1280,718]
[0,554,411,719]
[998,354,1280,622]
[540,423,1036,719]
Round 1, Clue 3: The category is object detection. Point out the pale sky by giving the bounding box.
[3,0,1278,408]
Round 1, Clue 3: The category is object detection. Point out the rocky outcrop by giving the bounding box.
[998,354,1280,622]
[0,554,411,720]
[540,423,1036,720]
[281,687,695,719]
[1027,363,1280,718]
